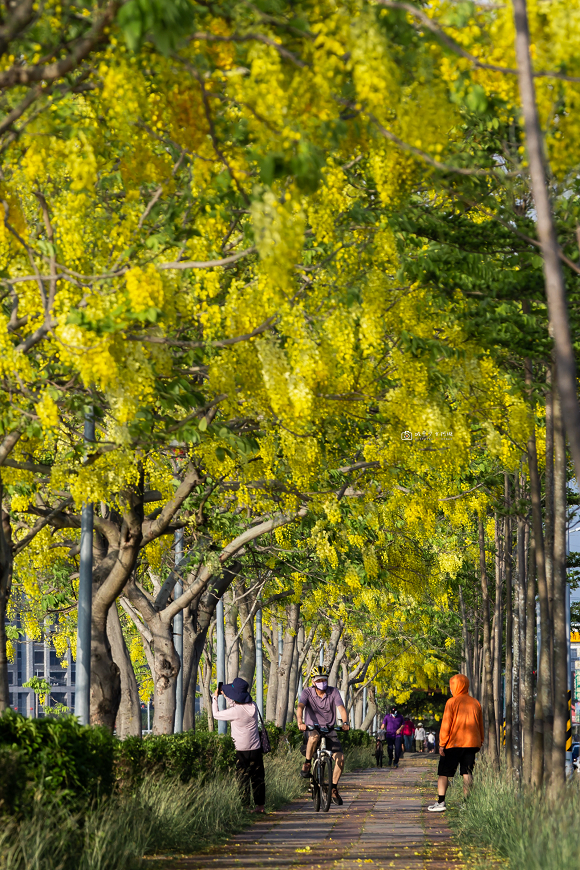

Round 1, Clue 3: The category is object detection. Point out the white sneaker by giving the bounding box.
[427,802,446,812]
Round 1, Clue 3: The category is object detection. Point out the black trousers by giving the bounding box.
[236,749,266,807]
[386,735,402,764]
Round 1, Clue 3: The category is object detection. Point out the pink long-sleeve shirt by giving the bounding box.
[212,696,261,751]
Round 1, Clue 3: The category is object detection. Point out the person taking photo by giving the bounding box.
[213,677,265,814]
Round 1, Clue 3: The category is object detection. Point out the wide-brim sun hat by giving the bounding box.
[222,677,252,704]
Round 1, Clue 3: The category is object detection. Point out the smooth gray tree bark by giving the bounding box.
[512,0,580,488]
[550,387,568,797]
[106,603,141,738]
[479,517,498,769]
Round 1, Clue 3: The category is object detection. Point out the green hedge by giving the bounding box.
[115,730,236,789]
[0,709,115,814]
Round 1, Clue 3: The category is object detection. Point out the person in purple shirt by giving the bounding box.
[382,705,404,768]
[297,665,350,805]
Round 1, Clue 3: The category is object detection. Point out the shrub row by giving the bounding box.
[115,729,236,789]
[0,708,370,816]
[0,710,116,814]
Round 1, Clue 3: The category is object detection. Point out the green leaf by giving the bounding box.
[465,85,488,115]
[117,0,196,54]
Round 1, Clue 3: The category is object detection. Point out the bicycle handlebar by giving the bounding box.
[306,723,348,732]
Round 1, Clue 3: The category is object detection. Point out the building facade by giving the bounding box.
[7,622,75,717]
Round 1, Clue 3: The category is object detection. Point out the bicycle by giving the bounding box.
[306,724,344,812]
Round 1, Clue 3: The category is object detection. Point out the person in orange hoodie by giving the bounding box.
[427,674,484,812]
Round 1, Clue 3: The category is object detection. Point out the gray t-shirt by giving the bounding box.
[298,685,344,728]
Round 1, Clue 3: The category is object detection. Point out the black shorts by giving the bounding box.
[438,747,479,778]
[301,729,343,755]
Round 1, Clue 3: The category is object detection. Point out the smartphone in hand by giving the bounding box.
[217,682,223,695]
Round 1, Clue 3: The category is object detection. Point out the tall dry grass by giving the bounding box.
[446,753,580,870]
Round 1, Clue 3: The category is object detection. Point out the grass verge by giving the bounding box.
[445,754,580,870]
[0,746,371,870]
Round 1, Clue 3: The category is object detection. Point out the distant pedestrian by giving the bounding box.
[427,730,436,753]
[375,728,385,767]
[402,716,415,753]
[415,722,426,752]
[427,674,484,813]
[382,706,404,769]
[213,678,265,813]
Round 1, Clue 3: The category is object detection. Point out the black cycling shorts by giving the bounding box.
[438,747,479,778]
[301,729,343,755]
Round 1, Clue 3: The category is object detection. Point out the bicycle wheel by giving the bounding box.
[311,760,321,812]
[320,755,334,812]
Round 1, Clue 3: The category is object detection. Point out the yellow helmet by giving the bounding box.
[310,665,329,681]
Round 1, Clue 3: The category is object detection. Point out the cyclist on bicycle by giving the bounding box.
[297,665,350,805]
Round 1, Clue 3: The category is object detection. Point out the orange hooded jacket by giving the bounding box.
[438,674,484,749]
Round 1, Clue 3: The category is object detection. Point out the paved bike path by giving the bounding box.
[163,757,462,870]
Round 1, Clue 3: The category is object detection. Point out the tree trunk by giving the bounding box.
[275,603,299,728]
[150,618,180,735]
[361,685,377,732]
[459,586,473,689]
[225,588,239,683]
[324,623,344,673]
[472,613,481,702]
[123,576,179,735]
[523,532,536,785]
[340,659,349,709]
[479,517,499,768]
[90,498,144,730]
[91,577,122,731]
[528,411,553,786]
[182,602,197,732]
[329,639,345,688]
[513,471,525,774]
[505,491,513,770]
[237,577,257,686]
[106,603,141,738]
[287,624,303,724]
[181,565,242,722]
[200,629,215,731]
[0,504,13,714]
[354,690,364,729]
[545,373,555,637]
[512,0,580,489]
[119,596,156,679]
[493,514,503,758]
[264,624,278,722]
[550,385,568,797]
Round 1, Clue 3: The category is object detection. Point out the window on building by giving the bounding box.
[50,671,67,687]
[50,650,59,667]
[8,672,13,685]
[34,650,44,665]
